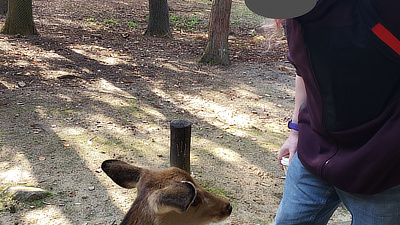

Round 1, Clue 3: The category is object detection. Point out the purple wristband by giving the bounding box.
[288,119,299,131]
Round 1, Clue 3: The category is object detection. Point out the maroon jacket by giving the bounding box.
[286,0,400,194]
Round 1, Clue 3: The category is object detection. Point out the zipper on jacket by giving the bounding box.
[296,18,341,182]
[321,158,331,181]
[320,143,339,181]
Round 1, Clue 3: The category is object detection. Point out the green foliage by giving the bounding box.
[31,199,45,207]
[127,21,141,29]
[87,15,95,22]
[198,180,231,200]
[0,185,53,213]
[0,198,18,213]
[86,15,101,27]
[170,14,201,31]
[230,19,241,25]
[230,1,265,26]
[103,19,120,25]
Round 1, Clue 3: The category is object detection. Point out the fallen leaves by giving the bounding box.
[68,191,76,197]
[30,124,43,134]
[121,78,135,83]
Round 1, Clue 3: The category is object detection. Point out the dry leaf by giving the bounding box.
[121,78,134,83]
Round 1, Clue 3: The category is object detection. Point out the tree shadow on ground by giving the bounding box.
[0,0,293,223]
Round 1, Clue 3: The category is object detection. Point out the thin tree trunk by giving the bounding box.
[145,0,172,38]
[0,0,7,14]
[1,0,37,36]
[199,0,232,65]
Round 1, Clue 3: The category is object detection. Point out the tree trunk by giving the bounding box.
[145,0,172,38]
[1,0,37,36]
[0,0,7,15]
[199,0,232,66]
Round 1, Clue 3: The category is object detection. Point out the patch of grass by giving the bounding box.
[0,185,53,213]
[170,14,202,31]
[85,16,102,28]
[0,198,18,213]
[197,180,231,200]
[0,186,10,212]
[230,0,266,26]
[230,19,241,25]
[31,199,45,207]
[118,104,144,118]
[87,15,95,22]
[103,19,120,25]
[127,98,136,104]
[127,21,141,29]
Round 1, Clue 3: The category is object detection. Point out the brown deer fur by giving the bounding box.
[102,160,232,225]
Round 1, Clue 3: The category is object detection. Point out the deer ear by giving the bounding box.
[150,181,197,214]
[101,160,142,189]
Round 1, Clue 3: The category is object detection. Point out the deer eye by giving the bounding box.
[191,195,202,206]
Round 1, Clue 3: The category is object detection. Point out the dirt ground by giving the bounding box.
[0,0,351,224]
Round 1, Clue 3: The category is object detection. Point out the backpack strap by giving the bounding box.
[372,23,400,55]
[358,0,400,56]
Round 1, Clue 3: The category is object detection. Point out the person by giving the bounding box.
[274,0,400,224]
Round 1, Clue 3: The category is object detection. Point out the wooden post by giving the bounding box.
[170,119,191,174]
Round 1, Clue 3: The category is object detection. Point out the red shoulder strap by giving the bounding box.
[372,23,400,55]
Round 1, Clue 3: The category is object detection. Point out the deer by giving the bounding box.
[101,160,232,225]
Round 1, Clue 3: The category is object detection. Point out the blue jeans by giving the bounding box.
[274,154,400,225]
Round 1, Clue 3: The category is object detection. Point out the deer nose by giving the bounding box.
[226,204,232,214]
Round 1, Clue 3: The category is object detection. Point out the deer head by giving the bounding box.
[102,160,232,225]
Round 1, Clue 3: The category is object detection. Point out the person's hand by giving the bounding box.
[278,130,299,170]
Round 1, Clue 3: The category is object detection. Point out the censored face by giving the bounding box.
[245,0,318,19]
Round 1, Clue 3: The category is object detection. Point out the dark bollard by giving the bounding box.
[170,119,191,174]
